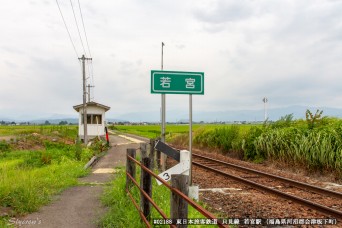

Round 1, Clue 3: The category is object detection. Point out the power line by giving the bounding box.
[55,0,79,58]
[69,0,87,56]
[89,60,94,88]
[77,0,92,58]
[77,0,95,98]
[56,0,95,102]
[86,60,94,93]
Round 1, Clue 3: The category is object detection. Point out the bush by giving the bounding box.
[89,138,109,156]
[0,140,11,153]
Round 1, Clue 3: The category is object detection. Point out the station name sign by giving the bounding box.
[151,70,204,95]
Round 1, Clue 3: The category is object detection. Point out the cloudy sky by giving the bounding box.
[1,0,342,121]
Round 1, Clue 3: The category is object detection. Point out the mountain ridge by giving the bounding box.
[2,105,341,123]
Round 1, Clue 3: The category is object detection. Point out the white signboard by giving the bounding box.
[157,150,190,185]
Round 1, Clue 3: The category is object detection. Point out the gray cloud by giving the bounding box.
[176,44,186,50]
[194,0,254,24]
[2,0,342,121]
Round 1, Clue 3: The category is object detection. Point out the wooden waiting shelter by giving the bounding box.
[73,101,110,140]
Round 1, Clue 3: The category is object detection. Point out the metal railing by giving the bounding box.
[125,142,228,228]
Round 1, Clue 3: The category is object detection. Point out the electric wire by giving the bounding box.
[56,0,94,99]
[77,0,95,98]
[77,0,92,58]
[55,0,79,59]
[69,0,87,56]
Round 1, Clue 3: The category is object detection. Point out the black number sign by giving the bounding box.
[163,173,170,180]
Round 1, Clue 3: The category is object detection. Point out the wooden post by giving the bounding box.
[171,174,189,227]
[126,148,136,189]
[140,157,152,221]
[149,139,155,171]
[140,143,148,160]
[157,150,161,171]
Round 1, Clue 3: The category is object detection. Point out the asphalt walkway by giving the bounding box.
[20,134,144,228]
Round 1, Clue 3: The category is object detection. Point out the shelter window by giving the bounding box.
[92,115,102,124]
[81,114,102,124]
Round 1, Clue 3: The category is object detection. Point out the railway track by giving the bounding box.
[192,153,342,220]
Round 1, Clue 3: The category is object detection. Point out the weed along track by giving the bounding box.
[192,152,342,221]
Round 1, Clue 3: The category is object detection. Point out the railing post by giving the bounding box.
[141,143,148,159]
[126,148,136,189]
[140,157,152,221]
[171,174,189,227]
[149,139,155,171]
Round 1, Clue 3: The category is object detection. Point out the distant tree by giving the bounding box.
[59,121,68,125]
[44,120,51,125]
[306,109,324,129]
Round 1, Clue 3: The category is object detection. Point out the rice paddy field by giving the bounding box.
[110,124,253,139]
[0,125,78,138]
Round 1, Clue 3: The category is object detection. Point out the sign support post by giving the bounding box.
[189,94,193,185]
[161,42,166,171]
[151,70,204,198]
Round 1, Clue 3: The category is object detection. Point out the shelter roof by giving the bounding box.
[73,101,110,112]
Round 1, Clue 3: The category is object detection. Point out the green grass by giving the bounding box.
[0,125,78,139]
[0,144,92,216]
[0,126,100,226]
[100,167,218,227]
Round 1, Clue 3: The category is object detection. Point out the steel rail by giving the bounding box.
[126,189,151,228]
[193,161,342,219]
[127,155,229,228]
[126,172,177,228]
[193,153,342,199]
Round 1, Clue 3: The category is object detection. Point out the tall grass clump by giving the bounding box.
[242,126,264,160]
[255,117,342,175]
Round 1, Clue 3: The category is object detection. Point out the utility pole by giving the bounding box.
[79,55,92,144]
[86,84,94,102]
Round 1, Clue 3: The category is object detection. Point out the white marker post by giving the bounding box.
[188,94,199,200]
[157,150,190,185]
